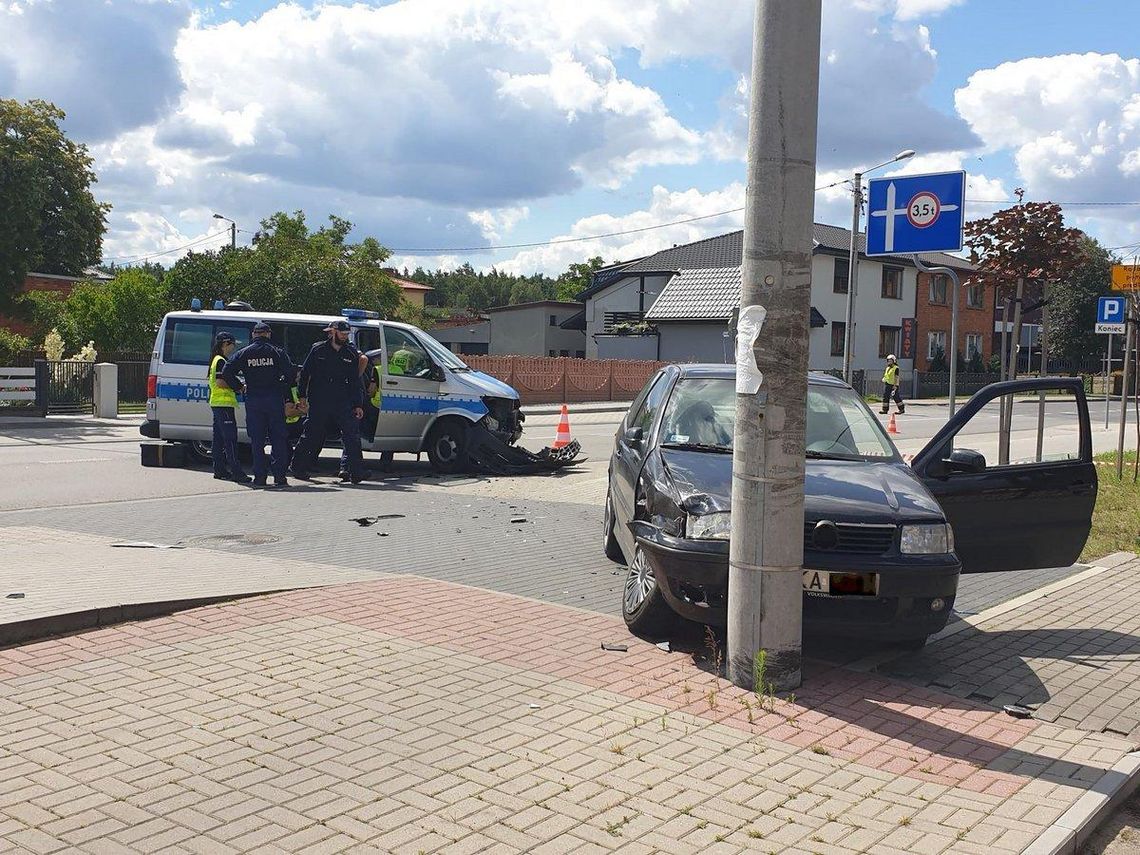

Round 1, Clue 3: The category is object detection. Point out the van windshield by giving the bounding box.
[416,330,469,371]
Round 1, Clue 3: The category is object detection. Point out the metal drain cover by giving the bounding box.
[187,533,283,547]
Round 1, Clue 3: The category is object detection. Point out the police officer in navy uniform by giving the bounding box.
[222,321,295,487]
[291,319,367,483]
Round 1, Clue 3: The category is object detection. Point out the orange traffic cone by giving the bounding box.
[552,404,572,449]
[887,412,900,435]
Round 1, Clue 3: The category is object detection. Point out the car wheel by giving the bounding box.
[426,419,470,474]
[622,545,678,637]
[185,440,212,463]
[603,491,625,562]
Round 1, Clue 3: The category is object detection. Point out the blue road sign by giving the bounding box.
[866,170,966,256]
[1098,296,1126,324]
[1097,296,1127,334]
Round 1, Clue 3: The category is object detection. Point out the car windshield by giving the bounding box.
[658,377,897,462]
[414,329,469,371]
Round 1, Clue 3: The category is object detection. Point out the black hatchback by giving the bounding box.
[603,365,1096,647]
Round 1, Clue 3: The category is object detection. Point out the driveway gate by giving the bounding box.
[35,360,95,415]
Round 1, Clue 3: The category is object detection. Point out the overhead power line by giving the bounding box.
[104,229,232,264]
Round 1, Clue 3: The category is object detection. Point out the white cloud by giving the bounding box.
[894,0,967,21]
[955,53,1140,209]
[0,0,189,140]
[468,206,530,242]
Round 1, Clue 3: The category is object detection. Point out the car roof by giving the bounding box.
[162,310,422,335]
[673,363,850,389]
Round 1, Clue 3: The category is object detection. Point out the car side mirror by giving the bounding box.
[428,365,445,382]
[943,448,986,475]
[623,426,644,447]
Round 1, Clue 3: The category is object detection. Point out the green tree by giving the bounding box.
[555,256,605,302]
[1049,235,1115,362]
[163,211,402,317]
[0,99,110,303]
[65,268,166,352]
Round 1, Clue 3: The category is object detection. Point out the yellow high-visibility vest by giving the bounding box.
[370,365,382,408]
[882,364,900,386]
[208,355,238,408]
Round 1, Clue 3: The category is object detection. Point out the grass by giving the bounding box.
[1084,451,1140,561]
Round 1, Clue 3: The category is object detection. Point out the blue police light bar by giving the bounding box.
[341,308,380,320]
[213,300,225,310]
[190,298,202,312]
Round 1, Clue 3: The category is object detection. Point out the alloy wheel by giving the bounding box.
[623,549,656,614]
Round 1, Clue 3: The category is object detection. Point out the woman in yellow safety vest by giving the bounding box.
[209,332,251,483]
[880,354,905,415]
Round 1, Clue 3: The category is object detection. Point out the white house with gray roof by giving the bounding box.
[580,226,971,386]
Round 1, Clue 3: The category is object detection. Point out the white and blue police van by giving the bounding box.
[141,302,523,472]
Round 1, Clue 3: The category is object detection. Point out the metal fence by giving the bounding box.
[35,360,95,414]
[914,372,1001,399]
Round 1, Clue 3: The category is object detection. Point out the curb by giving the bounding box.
[523,403,631,416]
[0,591,289,649]
[1024,751,1140,855]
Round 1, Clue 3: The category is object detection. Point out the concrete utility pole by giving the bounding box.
[213,213,237,250]
[1117,302,1134,480]
[999,277,1025,466]
[727,0,822,692]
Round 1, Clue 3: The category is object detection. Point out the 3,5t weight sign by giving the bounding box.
[907,192,940,229]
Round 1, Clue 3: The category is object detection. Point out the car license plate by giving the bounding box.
[802,570,829,594]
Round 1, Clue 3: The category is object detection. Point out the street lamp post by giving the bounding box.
[841,149,916,385]
[212,213,237,250]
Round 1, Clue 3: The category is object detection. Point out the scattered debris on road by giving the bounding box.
[656,641,671,652]
[466,426,584,475]
[351,514,407,527]
[601,642,628,652]
[510,517,527,524]
[5,593,24,599]
[1003,703,1033,719]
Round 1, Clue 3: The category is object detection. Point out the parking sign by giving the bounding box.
[1096,296,1126,335]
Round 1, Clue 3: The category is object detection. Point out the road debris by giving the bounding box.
[601,642,628,652]
[1003,704,1033,719]
[465,426,584,475]
[656,641,671,652]
[5,593,24,599]
[510,517,527,524]
[351,514,407,527]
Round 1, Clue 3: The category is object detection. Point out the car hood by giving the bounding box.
[658,448,945,523]
[447,370,519,401]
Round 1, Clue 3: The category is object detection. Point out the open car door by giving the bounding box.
[910,378,1096,573]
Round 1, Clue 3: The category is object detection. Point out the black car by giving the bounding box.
[603,365,1096,646]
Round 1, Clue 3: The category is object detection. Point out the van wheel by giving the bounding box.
[603,491,625,563]
[426,419,470,473]
[622,546,678,638]
[185,440,212,463]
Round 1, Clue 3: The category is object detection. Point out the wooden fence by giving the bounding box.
[464,356,666,405]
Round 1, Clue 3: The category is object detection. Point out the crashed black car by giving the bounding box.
[603,365,1096,647]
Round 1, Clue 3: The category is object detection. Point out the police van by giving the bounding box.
[140,303,524,473]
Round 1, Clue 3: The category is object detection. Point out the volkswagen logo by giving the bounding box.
[812,520,839,550]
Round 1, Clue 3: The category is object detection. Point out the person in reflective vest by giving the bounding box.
[881,354,905,415]
[208,332,251,483]
[388,347,424,377]
[284,377,307,452]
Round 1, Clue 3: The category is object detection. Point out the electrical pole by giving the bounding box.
[842,174,862,384]
[727,0,822,692]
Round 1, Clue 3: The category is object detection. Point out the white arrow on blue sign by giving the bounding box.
[1096,296,1126,334]
[866,170,966,256]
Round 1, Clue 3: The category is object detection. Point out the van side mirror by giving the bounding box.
[944,448,986,475]
[623,426,644,447]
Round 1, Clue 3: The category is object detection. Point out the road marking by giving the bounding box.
[27,458,114,465]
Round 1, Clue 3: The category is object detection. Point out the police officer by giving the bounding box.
[222,321,295,487]
[208,332,251,484]
[291,319,367,483]
[881,354,905,415]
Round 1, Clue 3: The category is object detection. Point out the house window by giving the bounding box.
[833,257,849,294]
[966,283,984,309]
[878,326,900,359]
[966,333,982,360]
[830,322,846,357]
[927,331,947,361]
[549,315,557,327]
[881,266,903,299]
[929,274,949,306]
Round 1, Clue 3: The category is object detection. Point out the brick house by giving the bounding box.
[0,269,111,337]
[913,259,990,371]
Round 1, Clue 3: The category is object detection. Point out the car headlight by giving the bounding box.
[687,512,731,540]
[900,523,954,555]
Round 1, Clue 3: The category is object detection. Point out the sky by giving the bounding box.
[4,0,1140,278]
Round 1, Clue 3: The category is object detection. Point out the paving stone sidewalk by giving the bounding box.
[0,558,1136,854]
